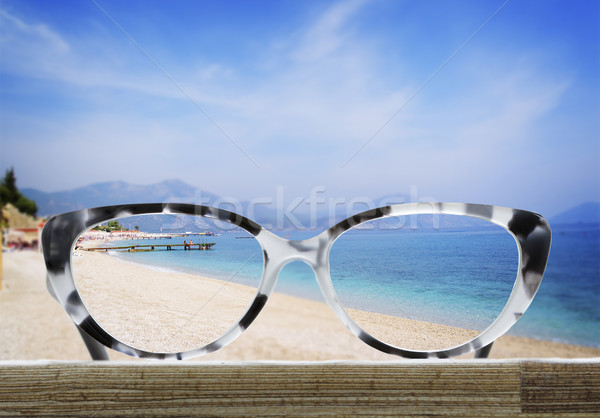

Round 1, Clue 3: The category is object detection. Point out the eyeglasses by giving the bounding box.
[42,202,551,360]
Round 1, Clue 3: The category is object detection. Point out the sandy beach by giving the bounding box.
[1,250,599,361]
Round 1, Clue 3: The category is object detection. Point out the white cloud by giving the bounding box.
[0,8,233,107]
[2,1,593,215]
[0,8,70,79]
[291,0,370,62]
[0,9,69,52]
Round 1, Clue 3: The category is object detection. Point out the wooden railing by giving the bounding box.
[0,359,598,415]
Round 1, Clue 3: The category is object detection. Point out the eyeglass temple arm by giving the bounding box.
[77,326,109,360]
[74,334,492,362]
[70,332,492,362]
[46,274,109,360]
[74,337,492,362]
[474,342,493,359]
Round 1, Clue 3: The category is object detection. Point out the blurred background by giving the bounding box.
[1,0,598,359]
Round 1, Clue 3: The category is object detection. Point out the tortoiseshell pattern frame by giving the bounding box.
[42,203,551,360]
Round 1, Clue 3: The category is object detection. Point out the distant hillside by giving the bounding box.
[550,201,600,225]
[22,179,219,217]
[22,180,600,229]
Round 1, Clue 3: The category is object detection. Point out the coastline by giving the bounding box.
[1,250,599,361]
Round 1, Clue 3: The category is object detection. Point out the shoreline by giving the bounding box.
[74,251,600,357]
[2,250,599,360]
[91,247,600,351]
[74,251,485,353]
[84,233,598,351]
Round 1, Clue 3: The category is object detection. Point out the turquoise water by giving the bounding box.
[328,227,517,333]
[511,224,599,347]
[108,222,600,348]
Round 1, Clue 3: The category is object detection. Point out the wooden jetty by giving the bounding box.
[128,232,216,240]
[83,243,216,252]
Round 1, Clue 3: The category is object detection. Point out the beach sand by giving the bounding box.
[1,250,599,361]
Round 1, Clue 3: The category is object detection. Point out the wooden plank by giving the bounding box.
[521,360,600,413]
[0,360,597,416]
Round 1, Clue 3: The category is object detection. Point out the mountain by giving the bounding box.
[22,179,220,217]
[22,180,600,228]
[550,201,600,225]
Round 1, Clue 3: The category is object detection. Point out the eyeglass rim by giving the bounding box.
[42,202,551,360]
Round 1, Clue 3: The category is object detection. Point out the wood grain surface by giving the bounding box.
[0,360,598,416]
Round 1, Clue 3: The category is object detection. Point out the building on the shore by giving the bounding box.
[1,203,45,251]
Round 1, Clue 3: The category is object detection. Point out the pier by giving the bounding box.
[82,243,216,252]
[109,232,216,240]
[135,232,218,239]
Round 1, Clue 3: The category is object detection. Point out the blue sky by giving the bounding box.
[0,0,598,217]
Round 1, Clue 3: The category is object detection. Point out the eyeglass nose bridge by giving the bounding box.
[257,232,352,338]
[257,232,331,295]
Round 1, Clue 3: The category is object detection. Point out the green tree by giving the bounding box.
[92,220,123,232]
[0,167,37,217]
[107,220,122,231]
[0,167,17,205]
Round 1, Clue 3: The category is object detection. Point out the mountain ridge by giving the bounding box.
[21,180,599,226]
[21,179,219,216]
[548,201,600,225]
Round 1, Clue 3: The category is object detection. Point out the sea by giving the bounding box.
[107,221,600,349]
